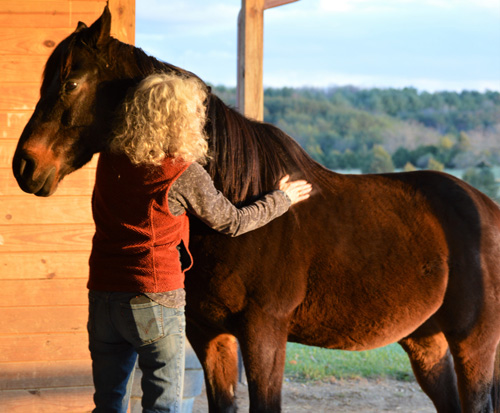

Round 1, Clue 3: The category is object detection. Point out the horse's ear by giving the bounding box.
[86,5,112,47]
[75,21,88,33]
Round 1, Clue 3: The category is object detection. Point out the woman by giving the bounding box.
[87,73,312,413]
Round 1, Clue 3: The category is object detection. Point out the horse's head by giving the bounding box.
[13,7,127,196]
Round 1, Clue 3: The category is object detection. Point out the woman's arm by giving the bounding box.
[168,163,311,237]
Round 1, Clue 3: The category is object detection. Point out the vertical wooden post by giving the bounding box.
[237,0,265,121]
[108,0,135,44]
[237,0,299,121]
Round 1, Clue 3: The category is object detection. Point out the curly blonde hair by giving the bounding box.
[111,73,209,165]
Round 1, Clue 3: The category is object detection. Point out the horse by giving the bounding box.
[12,7,500,413]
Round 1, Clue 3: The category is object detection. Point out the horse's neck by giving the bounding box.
[108,40,173,79]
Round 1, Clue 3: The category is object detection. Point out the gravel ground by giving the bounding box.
[192,377,436,412]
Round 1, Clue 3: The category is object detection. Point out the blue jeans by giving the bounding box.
[88,291,186,413]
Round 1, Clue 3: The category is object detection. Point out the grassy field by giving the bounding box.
[284,343,414,382]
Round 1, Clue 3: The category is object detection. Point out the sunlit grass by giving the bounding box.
[284,343,414,382]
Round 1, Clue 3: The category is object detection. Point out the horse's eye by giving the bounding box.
[64,81,78,92]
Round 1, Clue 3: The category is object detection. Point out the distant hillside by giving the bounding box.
[212,85,500,176]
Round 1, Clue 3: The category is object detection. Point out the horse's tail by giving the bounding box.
[493,342,500,413]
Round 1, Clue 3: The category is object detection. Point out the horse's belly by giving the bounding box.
[289,263,448,351]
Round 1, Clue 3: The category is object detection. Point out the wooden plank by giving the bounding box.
[0,386,94,413]
[0,332,90,363]
[0,1,106,28]
[264,0,299,9]
[0,359,92,390]
[0,28,69,56]
[0,251,91,280]
[0,279,88,307]
[0,166,96,196]
[0,1,71,13]
[109,0,135,44]
[0,306,87,334]
[0,55,48,84]
[0,223,94,252]
[0,252,89,281]
[0,196,93,225]
[237,0,265,121]
[0,83,40,111]
[0,111,33,140]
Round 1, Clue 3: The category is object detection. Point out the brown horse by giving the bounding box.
[12,7,500,413]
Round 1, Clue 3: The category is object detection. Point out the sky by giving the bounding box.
[135,0,500,92]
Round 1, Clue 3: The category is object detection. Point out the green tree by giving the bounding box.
[392,147,411,168]
[427,157,444,171]
[362,145,395,174]
[456,131,471,152]
[462,166,499,200]
[403,162,417,172]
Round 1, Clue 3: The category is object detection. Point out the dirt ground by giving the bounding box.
[192,378,436,412]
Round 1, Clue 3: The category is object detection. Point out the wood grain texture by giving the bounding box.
[0,251,91,280]
[0,55,53,84]
[0,28,69,56]
[0,386,94,413]
[0,306,87,334]
[0,1,106,28]
[0,359,92,390]
[0,332,90,363]
[264,0,299,9]
[108,0,135,44]
[0,84,40,111]
[0,112,33,140]
[0,196,93,225]
[237,0,265,121]
[0,279,88,307]
[0,224,94,252]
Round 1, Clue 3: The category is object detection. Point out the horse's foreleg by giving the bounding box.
[399,321,461,412]
[186,324,239,413]
[238,310,289,413]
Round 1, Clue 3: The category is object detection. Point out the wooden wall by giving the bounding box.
[0,1,135,411]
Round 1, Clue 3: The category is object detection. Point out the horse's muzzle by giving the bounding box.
[13,152,57,197]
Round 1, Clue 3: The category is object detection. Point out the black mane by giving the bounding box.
[204,94,321,205]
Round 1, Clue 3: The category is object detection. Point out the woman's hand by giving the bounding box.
[279,175,312,205]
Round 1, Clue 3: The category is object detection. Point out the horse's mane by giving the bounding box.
[204,95,321,205]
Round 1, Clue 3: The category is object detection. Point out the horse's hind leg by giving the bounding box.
[446,330,499,413]
[399,320,461,412]
[186,323,239,413]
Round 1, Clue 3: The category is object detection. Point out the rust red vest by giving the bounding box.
[88,152,192,292]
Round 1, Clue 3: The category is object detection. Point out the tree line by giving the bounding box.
[213,85,500,199]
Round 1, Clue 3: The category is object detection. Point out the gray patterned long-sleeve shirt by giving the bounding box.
[146,162,291,307]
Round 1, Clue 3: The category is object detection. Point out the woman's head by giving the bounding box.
[111,73,209,165]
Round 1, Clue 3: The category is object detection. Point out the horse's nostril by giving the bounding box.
[18,155,37,180]
[19,158,27,176]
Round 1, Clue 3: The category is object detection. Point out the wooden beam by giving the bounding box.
[108,0,135,44]
[264,0,299,10]
[237,0,265,121]
[237,0,299,121]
